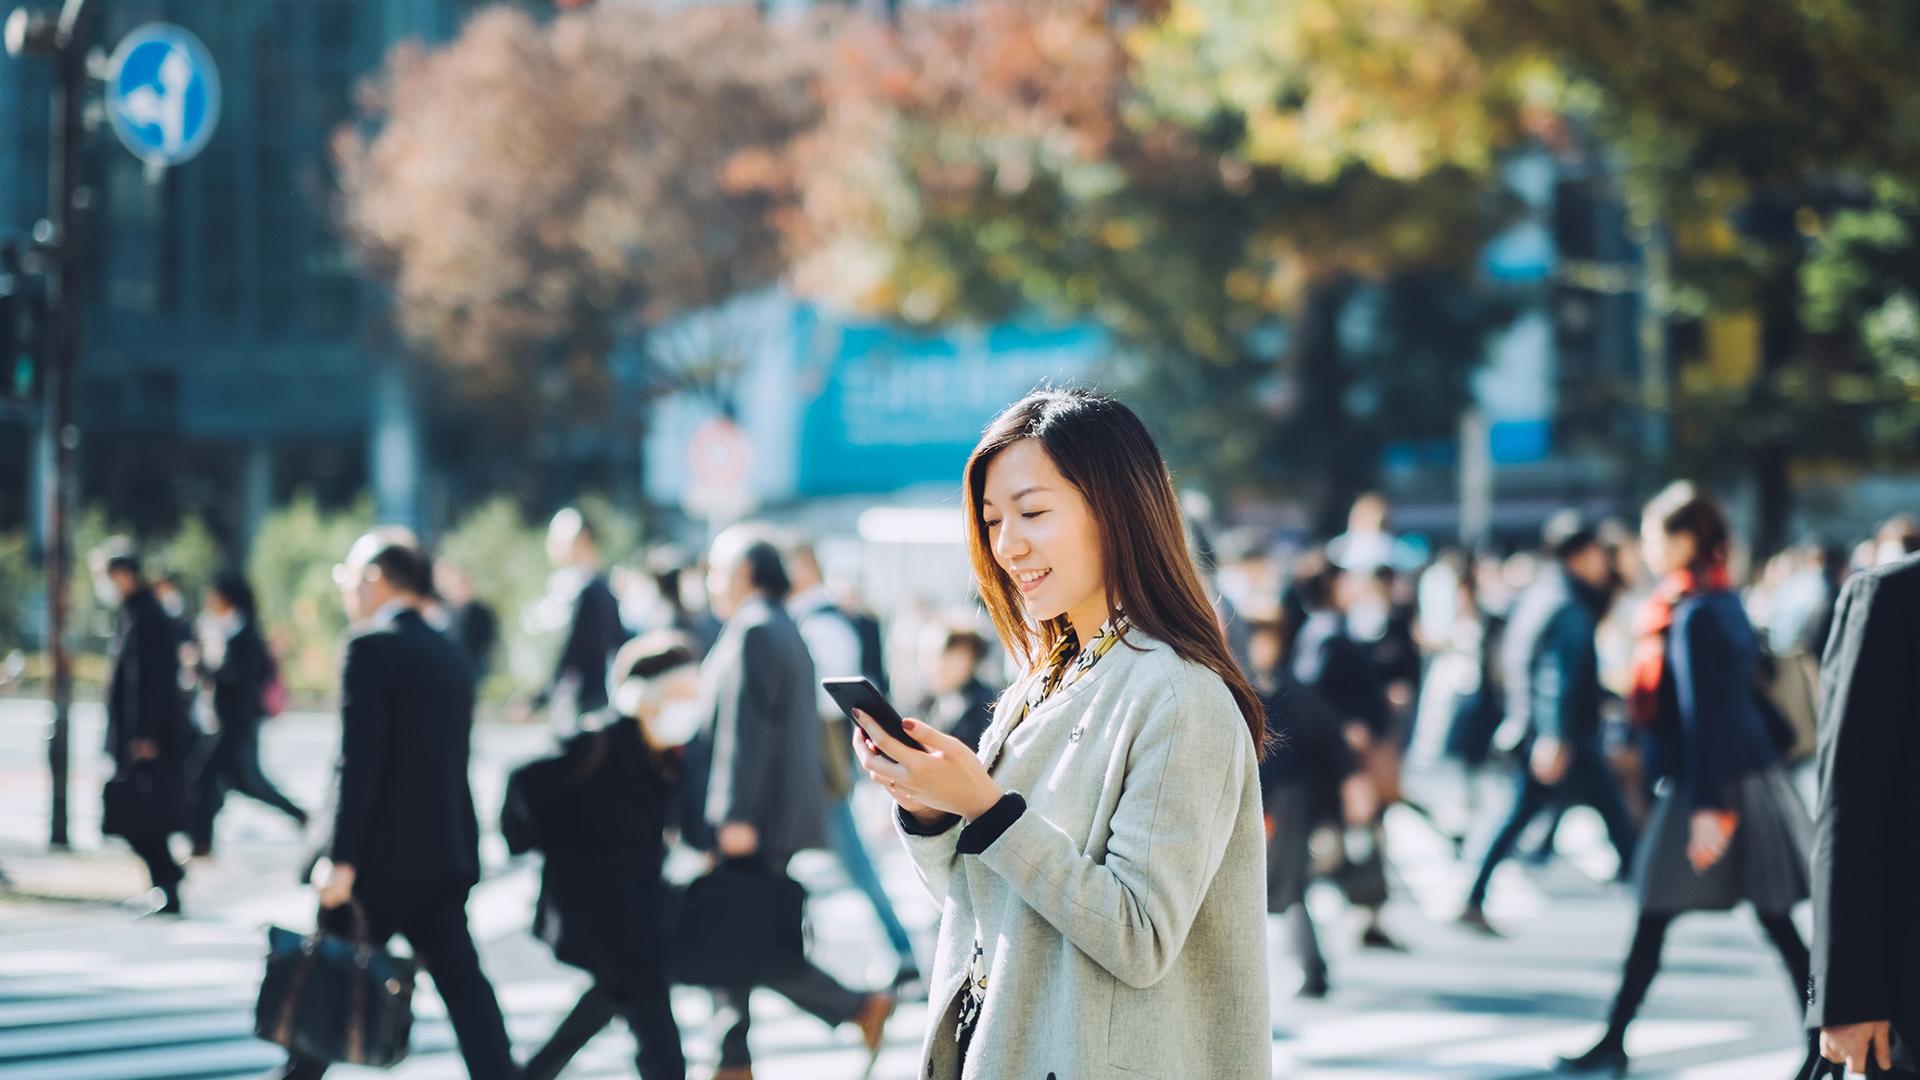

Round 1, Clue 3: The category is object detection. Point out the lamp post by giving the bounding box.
[6,0,99,850]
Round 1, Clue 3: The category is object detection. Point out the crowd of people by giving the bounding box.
[73,385,1920,1079]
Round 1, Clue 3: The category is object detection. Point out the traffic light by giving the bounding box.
[0,240,42,406]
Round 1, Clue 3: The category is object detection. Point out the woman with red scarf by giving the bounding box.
[1557,483,1813,1077]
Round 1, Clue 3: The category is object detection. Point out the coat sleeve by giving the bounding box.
[896,805,964,900]
[974,674,1255,990]
[703,622,779,829]
[329,635,390,867]
[1806,570,1904,1028]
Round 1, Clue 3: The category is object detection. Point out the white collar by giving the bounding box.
[370,597,415,629]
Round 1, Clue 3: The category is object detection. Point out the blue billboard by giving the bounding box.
[795,307,1105,497]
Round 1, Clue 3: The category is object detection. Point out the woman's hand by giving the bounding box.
[1687,810,1737,871]
[851,710,1002,821]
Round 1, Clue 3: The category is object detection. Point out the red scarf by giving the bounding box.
[1626,562,1733,730]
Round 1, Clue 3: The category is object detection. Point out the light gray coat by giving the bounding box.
[696,595,828,858]
[899,629,1271,1079]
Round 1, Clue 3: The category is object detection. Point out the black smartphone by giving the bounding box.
[822,676,927,754]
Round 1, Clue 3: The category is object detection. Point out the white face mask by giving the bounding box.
[159,592,185,619]
[645,700,706,748]
[95,578,122,610]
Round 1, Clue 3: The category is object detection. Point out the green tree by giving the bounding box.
[770,0,1533,527]
[1472,0,1920,549]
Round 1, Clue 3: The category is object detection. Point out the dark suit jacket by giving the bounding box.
[326,607,483,916]
[104,588,194,767]
[537,573,629,715]
[1807,553,1920,1068]
[691,595,827,859]
[205,622,271,735]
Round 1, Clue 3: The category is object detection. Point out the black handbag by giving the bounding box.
[255,901,417,1069]
[668,859,809,988]
[101,763,189,839]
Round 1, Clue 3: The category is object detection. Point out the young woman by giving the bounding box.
[851,388,1272,1080]
[1557,483,1812,1076]
[188,572,307,856]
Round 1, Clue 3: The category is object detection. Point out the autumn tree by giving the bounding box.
[768,0,1536,527]
[336,2,823,411]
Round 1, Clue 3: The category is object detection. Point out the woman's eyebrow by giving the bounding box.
[983,486,1053,509]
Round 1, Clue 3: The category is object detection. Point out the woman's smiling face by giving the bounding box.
[980,439,1107,637]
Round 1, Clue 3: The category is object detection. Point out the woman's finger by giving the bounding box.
[852,709,924,763]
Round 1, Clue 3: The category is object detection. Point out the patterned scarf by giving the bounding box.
[1626,562,1732,730]
[956,612,1129,1048]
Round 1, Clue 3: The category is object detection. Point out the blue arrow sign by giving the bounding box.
[107,24,220,167]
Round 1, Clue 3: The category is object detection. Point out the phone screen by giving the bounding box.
[821,677,926,753]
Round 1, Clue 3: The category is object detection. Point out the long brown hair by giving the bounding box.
[962,387,1267,754]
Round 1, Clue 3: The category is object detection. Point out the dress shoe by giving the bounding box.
[1456,905,1501,937]
[1554,1041,1629,1077]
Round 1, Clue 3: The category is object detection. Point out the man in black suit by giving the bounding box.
[279,534,518,1079]
[523,508,629,733]
[92,539,196,916]
[1810,551,1920,1078]
[691,526,891,1080]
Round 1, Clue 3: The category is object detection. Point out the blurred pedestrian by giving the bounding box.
[279,534,517,1080]
[1556,483,1811,1076]
[437,563,500,685]
[188,572,307,857]
[1807,549,1920,1078]
[1291,557,1404,951]
[92,539,196,917]
[1459,514,1636,935]
[1251,616,1363,1000]
[523,508,630,734]
[507,633,703,1080]
[1873,513,1920,567]
[914,620,997,753]
[857,389,1270,1079]
[785,536,921,993]
[687,526,893,1079]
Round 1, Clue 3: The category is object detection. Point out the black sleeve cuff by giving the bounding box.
[957,792,1027,855]
[899,805,962,837]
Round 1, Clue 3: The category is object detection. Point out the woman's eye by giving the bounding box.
[1022,511,1046,520]
[983,519,1002,530]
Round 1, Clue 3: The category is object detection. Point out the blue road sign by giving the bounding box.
[106,24,220,167]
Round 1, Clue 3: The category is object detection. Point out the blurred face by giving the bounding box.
[204,590,234,617]
[920,633,979,696]
[334,535,402,622]
[704,554,753,620]
[1640,514,1696,578]
[620,664,704,747]
[980,439,1107,638]
[546,511,590,568]
[1563,543,1612,591]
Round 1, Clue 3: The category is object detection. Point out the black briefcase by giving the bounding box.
[101,764,188,839]
[255,902,417,1069]
[669,859,809,988]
